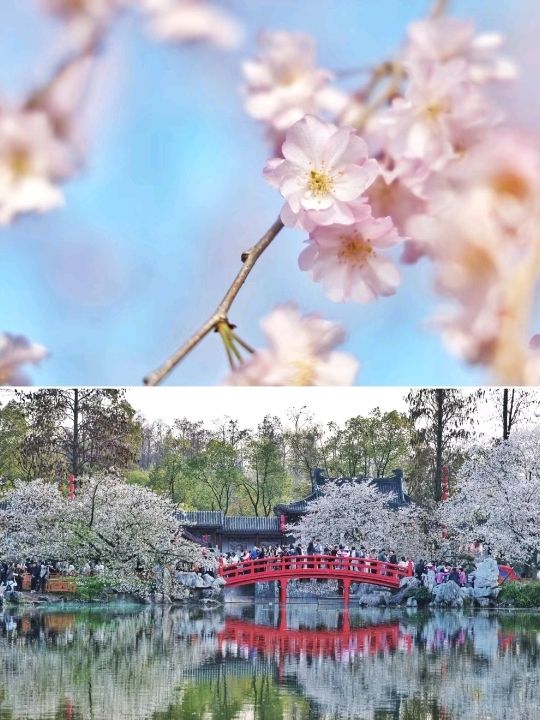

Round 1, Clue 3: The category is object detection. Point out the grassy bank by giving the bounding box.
[498,581,540,608]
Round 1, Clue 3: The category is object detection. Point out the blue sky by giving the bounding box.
[1,0,537,386]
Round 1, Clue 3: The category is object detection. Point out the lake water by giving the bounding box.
[0,603,538,719]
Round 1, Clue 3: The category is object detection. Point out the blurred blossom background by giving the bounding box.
[1,0,539,386]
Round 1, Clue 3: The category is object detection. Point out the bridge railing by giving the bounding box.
[219,554,412,584]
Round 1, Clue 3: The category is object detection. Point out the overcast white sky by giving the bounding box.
[126,387,410,426]
[3,386,537,434]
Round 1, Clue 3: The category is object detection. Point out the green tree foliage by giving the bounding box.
[407,388,475,502]
[240,415,290,517]
[189,438,243,514]
[323,409,413,478]
[13,389,141,483]
[0,400,27,488]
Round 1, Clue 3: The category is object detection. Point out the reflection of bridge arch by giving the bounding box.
[219,555,412,605]
[217,617,412,662]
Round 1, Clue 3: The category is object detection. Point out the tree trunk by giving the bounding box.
[503,388,509,441]
[72,388,79,480]
[434,389,444,502]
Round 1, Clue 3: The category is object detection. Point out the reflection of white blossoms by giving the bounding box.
[0,609,221,720]
[290,612,540,720]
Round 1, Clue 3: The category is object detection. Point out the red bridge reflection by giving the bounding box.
[217,614,413,662]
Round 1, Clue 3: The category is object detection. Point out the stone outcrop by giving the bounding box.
[172,572,224,603]
[432,580,463,607]
[473,558,500,592]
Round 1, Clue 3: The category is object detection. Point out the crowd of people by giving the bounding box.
[0,559,106,599]
[1,544,481,601]
[216,543,475,588]
[218,543,415,571]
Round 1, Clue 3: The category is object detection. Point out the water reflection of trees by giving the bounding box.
[207,608,540,720]
[0,607,221,720]
[0,607,539,720]
[285,611,540,720]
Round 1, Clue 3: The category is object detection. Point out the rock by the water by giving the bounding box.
[475,597,491,608]
[201,587,222,599]
[353,583,390,596]
[399,576,420,590]
[474,558,499,589]
[4,591,25,604]
[358,590,391,607]
[432,581,463,607]
[175,572,196,587]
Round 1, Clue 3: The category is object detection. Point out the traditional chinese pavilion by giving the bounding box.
[180,468,410,552]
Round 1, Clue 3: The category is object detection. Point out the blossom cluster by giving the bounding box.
[0,1,241,229]
[439,428,540,564]
[2,5,538,386]
[225,303,358,386]
[235,15,540,386]
[0,333,48,385]
[292,477,436,559]
[0,473,205,571]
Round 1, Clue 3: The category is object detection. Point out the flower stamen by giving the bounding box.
[308,169,333,196]
[338,232,374,267]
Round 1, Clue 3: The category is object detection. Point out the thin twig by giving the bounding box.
[143,217,284,385]
[431,0,450,19]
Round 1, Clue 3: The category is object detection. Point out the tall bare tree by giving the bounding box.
[15,389,141,484]
[407,389,476,502]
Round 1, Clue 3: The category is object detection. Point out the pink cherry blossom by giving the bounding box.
[225,303,359,386]
[406,127,540,368]
[299,206,403,303]
[444,128,540,233]
[0,109,74,225]
[264,115,379,231]
[0,333,48,385]
[376,59,500,175]
[243,32,346,135]
[366,158,428,250]
[407,193,508,364]
[404,17,517,84]
[141,0,242,49]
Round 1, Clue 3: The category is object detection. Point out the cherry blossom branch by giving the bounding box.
[143,0,452,387]
[143,217,284,385]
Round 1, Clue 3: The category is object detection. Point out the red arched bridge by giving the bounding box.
[218,555,412,605]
